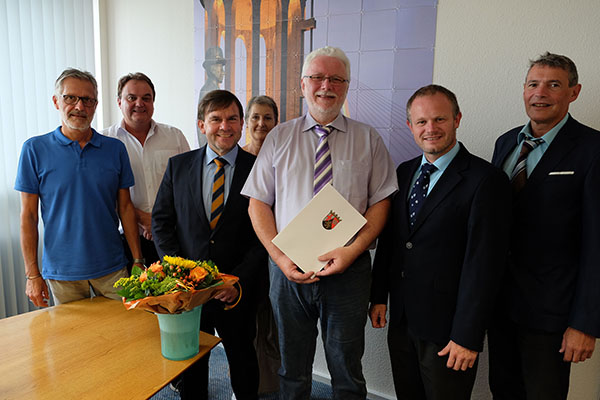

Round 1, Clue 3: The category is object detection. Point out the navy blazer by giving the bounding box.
[151,145,267,301]
[371,143,511,351]
[491,116,600,337]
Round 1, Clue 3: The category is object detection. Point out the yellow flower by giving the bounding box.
[198,260,220,280]
[164,255,197,269]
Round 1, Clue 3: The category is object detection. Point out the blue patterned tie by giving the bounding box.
[313,125,333,196]
[408,163,437,226]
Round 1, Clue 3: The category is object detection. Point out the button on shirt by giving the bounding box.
[241,113,398,236]
[202,145,237,221]
[102,120,190,213]
[407,141,460,199]
[501,113,568,178]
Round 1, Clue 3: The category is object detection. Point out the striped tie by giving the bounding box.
[210,157,226,230]
[510,138,543,193]
[313,125,333,196]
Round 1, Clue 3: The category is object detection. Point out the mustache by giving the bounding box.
[315,91,337,98]
[69,111,88,118]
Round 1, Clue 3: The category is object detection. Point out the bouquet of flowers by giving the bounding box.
[113,255,238,314]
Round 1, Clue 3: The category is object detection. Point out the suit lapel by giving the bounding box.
[188,146,210,228]
[409,144,468,234]
[396,158,421,237]
[493,129,520,168]
[525,117,577,187]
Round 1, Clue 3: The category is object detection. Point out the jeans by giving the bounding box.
[269,252,371,400]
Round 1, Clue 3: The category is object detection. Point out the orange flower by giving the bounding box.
[139,271,148,282]
[189,266,208,282]
[148,262,165,278]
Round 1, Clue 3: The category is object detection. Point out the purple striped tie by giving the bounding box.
[313,125,333,196]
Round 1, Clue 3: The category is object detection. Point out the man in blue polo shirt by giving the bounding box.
[15,68,143,307]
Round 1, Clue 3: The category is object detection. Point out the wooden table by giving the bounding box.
[0,296,220,399]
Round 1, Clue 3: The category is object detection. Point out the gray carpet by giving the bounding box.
[150,344,334,400]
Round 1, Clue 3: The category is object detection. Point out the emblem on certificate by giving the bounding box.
[322,211,341,230]
[272,185,366,273]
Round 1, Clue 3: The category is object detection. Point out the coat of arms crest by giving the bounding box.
[322,210,341,230]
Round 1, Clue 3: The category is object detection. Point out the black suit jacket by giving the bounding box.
[491,115,600,337]
[371,143,511,351]
[151,146,267,302]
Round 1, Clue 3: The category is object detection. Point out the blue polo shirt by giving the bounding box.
[15,127,135,280]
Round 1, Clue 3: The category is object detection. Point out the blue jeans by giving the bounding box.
[269,252,371,400]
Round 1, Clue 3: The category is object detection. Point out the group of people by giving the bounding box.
[368,52,600,400]
[15,68,279,399]
[15,45,600,400]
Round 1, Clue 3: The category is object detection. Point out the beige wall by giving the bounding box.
[99,0,600,398]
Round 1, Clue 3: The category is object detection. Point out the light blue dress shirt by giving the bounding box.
[408,141,461,199]
[202,145,238,221]
[501,114,569,178]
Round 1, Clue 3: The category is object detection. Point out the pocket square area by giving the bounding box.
[548,171,575,175]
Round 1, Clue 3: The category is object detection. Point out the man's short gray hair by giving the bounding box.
[301,46,351,80]
[55,68,98,97]
[528,52,579,87]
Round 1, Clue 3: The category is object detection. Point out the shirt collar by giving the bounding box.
[118,119,156,138]
[518,113,569,145]
[420,141,460,173]
[302,112,347,134]
[205,144,238,166]
[88,129,101,147]
[53,126,101,147]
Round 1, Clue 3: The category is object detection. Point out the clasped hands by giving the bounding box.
[275,246,360,284]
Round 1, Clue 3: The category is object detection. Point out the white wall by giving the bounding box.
[100,0,600,398]
[97,0,196,146]
[433,1,600,399]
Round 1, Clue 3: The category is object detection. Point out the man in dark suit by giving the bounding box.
[488,52,600,400]
[370,84,511,400]
[152,90,266,400]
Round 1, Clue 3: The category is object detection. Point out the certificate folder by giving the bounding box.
[272,184,367,273]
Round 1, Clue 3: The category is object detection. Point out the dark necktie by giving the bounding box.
[408,163,437,226]
[210,157,226,230]
[313,125,333,196]
[510,138,543,193]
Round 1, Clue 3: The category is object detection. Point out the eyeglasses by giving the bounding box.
[62,95,98,107]
[303,75,349,85]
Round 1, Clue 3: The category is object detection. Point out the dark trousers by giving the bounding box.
[387,318,477,400]
[179,298,259,400]
[121,234,160,272]
[488,315,571,400]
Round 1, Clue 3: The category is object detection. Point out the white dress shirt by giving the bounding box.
[102,120,190,213]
